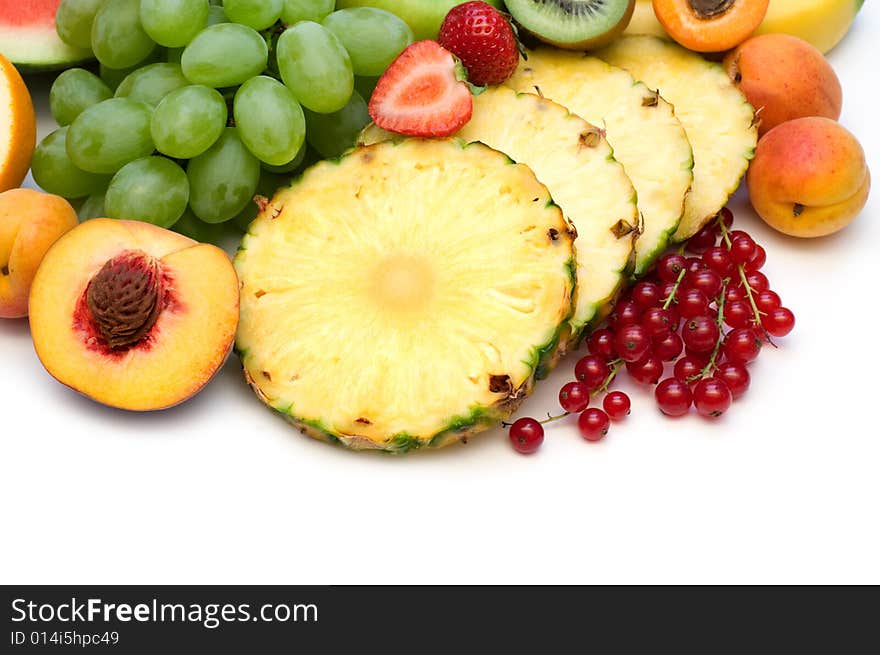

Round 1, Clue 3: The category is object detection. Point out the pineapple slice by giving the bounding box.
[234,139,575,453]
[361,86,638,342]
[506,48,693,277]
[596,35,758,241]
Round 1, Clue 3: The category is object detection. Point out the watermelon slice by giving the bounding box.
[0,0,92,72]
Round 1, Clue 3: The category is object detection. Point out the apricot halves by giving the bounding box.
[29,219,240,410]
[652,0,769,52]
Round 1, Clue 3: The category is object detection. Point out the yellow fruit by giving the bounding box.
[624,0,669,38]
[754,0,864,54]
[0,53,36,192]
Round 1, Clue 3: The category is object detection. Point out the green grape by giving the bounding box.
[224,0,283,30]
[91,0,157,69]
[277,22,353,114]
[260,141,310,173]
[304,91,370,159]
[187,128,261,223]
[100,49,165,91]
[56,0,106,49]
[281,0,334,24]
[49,69,113,126]
[181,23,269,88]
[233,76,305,166]
[66,98,155,174]
[323,8,412,77]
[174,209,238,244]
[353,75,379,102]
[105,157,190,228]
[77,192,107,221]
[233,171,289,231]
[115,63,189,107]
[151,85,227,159]
[31,128,111,199]
[166,3,228,61]
[140,0,209,48]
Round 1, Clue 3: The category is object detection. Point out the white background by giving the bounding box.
[2,7,878,585]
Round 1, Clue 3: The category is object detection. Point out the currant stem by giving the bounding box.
[689,278,728,382]
[716,213,776,346]
[662,268,687,310]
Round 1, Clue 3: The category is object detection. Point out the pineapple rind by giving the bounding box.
[235,138,576,454]
[595,35,758,241]
[505,48,694,277]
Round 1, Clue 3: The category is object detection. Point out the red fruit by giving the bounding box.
[626,354,663,384]
[559,381,591,413]
[575,354,609,390]
[642,306,678,336]
[723,327,762,363]
[368,41,473,137]
[631,281,662,308]
[687,224,717,253]
[685,256,708,275]
[578,408,610,442]
[682,315,720,353]
[714,362,750,399]
[656,253,686,282]
[766,307,795,337]
[755,290,781,313]
[438,1,519,86]
[718,207,734,230]
[614,324,651,363]
[609,299,642,330]
[587,328,617,361]
[743,270,769,293]
[508,417,544,454]
[673,356,703,384]
[679,288,710,319]
[685,269,723,298]
[653,329,684,361]
[693,378,732,418]
[701,246,734,276]
[724,300,753,329]
[603,391,631,421]
[746,244,767,270]
[729,234,757,264]
[655,378,692,417]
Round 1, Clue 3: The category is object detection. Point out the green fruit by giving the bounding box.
[334,0,504,41]
[505,0,636,50]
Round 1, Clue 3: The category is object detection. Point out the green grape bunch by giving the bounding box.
[45,0,414,243]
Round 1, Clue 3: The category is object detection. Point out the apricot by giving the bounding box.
[724,34,842,137]
[29,219,240,410]
[0,189,79,318]
[652,0,768,52]
[747,117,869,238]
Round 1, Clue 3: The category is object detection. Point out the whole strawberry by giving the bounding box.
[438,1,520,86]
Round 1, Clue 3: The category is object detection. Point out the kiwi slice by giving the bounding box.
[506,0,637,50]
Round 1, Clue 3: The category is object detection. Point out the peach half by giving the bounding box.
[29,218,240,410]
[0,189,79,318]
[747,117,870,238]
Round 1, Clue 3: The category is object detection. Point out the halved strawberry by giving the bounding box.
[368,40,473,138]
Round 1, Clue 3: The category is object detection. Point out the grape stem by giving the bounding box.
[501,360,624,428]
[689,278,728,382]
[717,214,776,346]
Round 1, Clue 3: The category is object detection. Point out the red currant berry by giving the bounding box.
[609,299,641,330]
[603,391,631,421]
[660,280,680,304]
[685,269,723,299]
[714,362,750,400]
[743,270,769,293]
[587,328,617,361]
[702,246,734,276]
[684,348,711,366]
[626,354,664,384]
[578,408,610,442]
[673,356,703,384]
[559,381,591,413]
[574,355,610,390]
[693,378,732,418]
[631,281,662,308]
[509,417,544,454]
[682,315,720,353]
[729,234,757,264]
[723,328,762,363]
[718,207,734,229]
[727,229,749,242]
[614,323,652,363]
[724,300,753,329]
[724,285,745,303]
[687,224,717,253]
[655,378,693,417]
[679,288,710,319]
[653,329,684,361]
[685,256,708,275]
[656,253,687,283]
[746,244,766,270]
[641,306,678,337]
[765,307,795,337]
[755,289,781,313]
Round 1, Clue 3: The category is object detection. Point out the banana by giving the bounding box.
[623,0,864,53]
[754,0,864,54]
